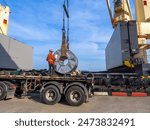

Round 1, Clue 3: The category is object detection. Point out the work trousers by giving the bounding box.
[48,64,54,75]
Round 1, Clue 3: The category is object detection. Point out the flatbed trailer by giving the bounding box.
[83,72,150,96]
[0,70,150,106]
[0,72,94,106]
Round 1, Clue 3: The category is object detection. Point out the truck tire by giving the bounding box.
[42,85,61,105]
[65,86,85,106]
[3,81,16,99]
[0,82,7,101]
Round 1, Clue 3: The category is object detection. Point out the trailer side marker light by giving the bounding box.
[9,85,16,89]
[112,92,127,96]
[132,92,147,97]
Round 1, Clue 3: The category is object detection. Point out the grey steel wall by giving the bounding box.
[0,34,33,70]
[105,21,139,70]
[105,22,130,70]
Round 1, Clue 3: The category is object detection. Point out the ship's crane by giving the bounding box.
[135,0,150,63]
[0,2,10,35]
[106,0,132,27]
[105,0,150,75]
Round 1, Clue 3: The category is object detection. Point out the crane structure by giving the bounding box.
[106,0,150,75]
[0,4,10,35]
[106,0,132,27]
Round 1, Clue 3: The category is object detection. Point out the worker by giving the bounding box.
[46,50,55,75]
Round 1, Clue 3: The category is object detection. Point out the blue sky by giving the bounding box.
[2,0,136,71]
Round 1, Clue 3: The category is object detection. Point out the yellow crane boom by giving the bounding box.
[106,0,150,63]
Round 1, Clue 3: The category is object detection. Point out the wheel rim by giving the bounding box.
[45,90,56,101]
[70,90,81,103]
[0,87,2,96]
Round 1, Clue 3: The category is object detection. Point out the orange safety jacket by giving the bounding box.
[47,52,55,65]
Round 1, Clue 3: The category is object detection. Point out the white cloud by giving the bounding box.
[71,42,103,57]
[9,21,61,41]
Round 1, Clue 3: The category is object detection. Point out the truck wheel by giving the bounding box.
[42,85,61,105]
[0,82,7,101]
[66,86,85,106]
